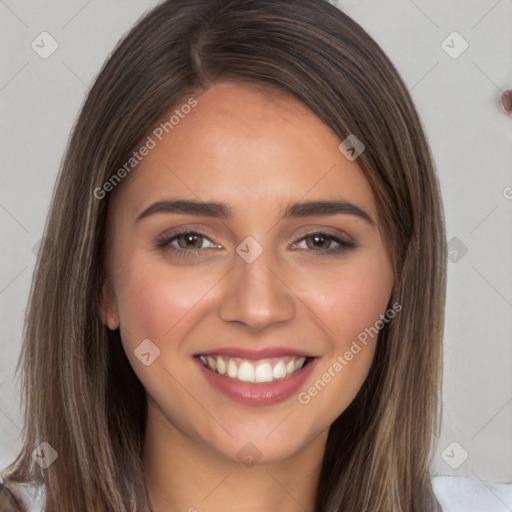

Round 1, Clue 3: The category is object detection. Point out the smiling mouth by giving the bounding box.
[197,354,314,383]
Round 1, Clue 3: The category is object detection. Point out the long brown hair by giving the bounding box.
[2,1,446,510]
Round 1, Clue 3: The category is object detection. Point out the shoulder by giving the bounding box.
[432,475,512,512]
[0,473,45,512]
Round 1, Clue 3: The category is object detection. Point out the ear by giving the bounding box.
[99,277,120,331]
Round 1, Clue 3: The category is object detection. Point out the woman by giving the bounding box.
[1,0,450,510]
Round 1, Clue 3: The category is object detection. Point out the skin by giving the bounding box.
[100,81,394,512]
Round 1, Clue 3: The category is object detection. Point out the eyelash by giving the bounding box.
[154,227,356,260]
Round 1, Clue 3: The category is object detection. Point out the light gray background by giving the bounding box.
[1,0,511,484]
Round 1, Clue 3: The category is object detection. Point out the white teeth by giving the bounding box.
[198,354,310,383]
[254,363,273,383]
[238,361,255,382]
[272,361,286,379]
[216,356,226,374]
[227,359,238,378]
[295,357,306,370]
[206,356,217,371]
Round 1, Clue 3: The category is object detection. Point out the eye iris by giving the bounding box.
[306,234,330,250]
[178,233,202,249]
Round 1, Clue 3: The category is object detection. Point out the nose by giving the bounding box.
[218,247,296,331]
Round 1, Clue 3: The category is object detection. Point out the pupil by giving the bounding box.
[181,234,200,248]
[310,234,328,249]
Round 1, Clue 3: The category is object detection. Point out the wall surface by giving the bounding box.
[1,0,511,486]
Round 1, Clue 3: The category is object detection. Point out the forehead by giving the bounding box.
[116,81,377,219]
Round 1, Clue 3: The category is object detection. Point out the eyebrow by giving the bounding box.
[135,199,374,226]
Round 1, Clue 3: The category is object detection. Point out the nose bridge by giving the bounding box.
[219,243,295,329]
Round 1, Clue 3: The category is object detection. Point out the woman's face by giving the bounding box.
[101,82,394,465]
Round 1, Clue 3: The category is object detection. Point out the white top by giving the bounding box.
[1,473,511,511]
[432,476,512,511]
[0,473,45,512]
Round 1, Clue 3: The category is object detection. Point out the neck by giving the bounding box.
[142,398,327,512]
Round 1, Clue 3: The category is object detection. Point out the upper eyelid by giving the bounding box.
[155,220,355,239]
[155,229,218,250]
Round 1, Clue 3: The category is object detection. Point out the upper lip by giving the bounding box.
[194,346,316,359]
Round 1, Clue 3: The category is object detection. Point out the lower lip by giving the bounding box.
[195,357,317,406]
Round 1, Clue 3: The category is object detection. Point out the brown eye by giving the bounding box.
[291,231,356,255]
[175,233,205,250]
[153,229,220,260]
[305,233,332,250]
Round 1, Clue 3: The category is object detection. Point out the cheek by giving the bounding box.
[294,253,393,421]
[308,251,393,342]
[304,251,392,388]
[112,256,221,412]
[113,254,221,350]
